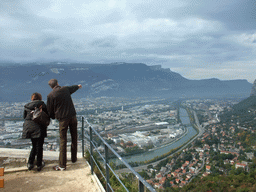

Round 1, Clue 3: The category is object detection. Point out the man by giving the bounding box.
[47,79,82,171]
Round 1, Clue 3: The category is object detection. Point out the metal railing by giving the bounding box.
[81,116,156,192]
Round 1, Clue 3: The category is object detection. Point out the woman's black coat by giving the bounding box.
[22,100,49,139]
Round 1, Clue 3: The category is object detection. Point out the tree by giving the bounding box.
[147,164,153,169]
[184,153,193,161]
[151,170,156,178]
[138,170,150,180]
[194,139,203,147]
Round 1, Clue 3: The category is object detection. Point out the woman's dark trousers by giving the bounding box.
[29,137,45,167]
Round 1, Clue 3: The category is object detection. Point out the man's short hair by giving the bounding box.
[48,79,58,89]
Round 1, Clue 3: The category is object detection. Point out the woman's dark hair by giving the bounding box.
[31,92,42,101]
[48,79,58,89]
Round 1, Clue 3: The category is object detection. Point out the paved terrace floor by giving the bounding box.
[0,148,103,192]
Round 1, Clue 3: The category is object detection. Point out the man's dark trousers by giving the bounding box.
[59,116,77,168]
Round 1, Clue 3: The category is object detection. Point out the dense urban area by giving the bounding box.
[1,96,256,191]
[139,98,256,191]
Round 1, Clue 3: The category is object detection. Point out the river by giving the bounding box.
[113,108,197,164]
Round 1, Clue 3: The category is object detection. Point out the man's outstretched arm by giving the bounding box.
[67,84,82,94]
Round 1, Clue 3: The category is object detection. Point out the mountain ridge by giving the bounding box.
[0,62,252,101]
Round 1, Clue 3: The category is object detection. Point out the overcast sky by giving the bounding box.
[1,0,255,82]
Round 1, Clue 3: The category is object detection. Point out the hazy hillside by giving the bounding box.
[233,96,256,113]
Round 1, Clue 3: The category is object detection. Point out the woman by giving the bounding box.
[22,92,49,171]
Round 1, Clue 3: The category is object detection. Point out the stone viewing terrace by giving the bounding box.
[0,148,103,192]
[0,116,157,192]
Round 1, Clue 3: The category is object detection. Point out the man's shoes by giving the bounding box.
[53,165,66,171]
[37,161,45,172]
[27,163,34,170]
[72,158,77,163]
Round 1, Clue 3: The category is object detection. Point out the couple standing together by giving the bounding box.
[22,79,82,171]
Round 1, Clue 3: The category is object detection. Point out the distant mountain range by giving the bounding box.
[0,62,253,102]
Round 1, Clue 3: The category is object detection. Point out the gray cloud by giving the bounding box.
[0,0,255,82]
[90,36,118,48]
[40,37,58,47]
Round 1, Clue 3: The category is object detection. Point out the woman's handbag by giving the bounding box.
[32,106,50,126]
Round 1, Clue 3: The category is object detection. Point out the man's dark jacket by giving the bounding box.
[22,100,48,139]
[47,85,79,121]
